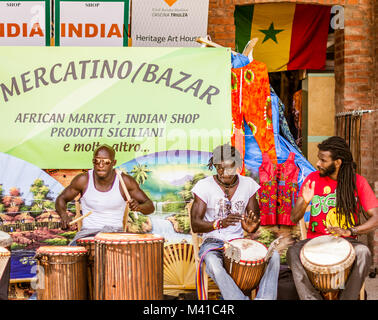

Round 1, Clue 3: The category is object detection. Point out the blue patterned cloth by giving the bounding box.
[270,86,303,155]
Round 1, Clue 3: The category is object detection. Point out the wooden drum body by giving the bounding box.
[300,235,356,295]
[94,233,164,300]
[223,238,267,294]
[0,246,10,279]
[77,237,95,299]
[35,246,88,300]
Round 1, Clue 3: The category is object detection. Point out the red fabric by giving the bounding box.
[276,152,299,225]
[299,171,378,239]
[288,4,331,70]
[258,153,278,225]
[258,152,299,226]
[231,60,277,175]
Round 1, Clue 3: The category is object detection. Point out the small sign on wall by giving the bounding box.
[54,0,130,46]
[131,0,209,47]
[0,0,50,46]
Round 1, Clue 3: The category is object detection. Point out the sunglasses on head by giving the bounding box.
[93,158,112,166]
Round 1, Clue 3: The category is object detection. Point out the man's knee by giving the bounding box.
[354,243,372,264]
[286,245,297,264]
[204,253,224,276]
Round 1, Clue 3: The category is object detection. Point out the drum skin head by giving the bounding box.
[302,235,353,266]
[226,238,267,263]
[94,232,164,243]
[36,246,87,255]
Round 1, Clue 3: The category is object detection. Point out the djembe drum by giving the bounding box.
[35,246,88,300]
[94,233,164,300]
[0,247,10,280]
[300,235,356,300]
[77,237,95,299]
[223,238,268,295]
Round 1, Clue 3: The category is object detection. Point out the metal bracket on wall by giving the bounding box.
[335,109,375,117]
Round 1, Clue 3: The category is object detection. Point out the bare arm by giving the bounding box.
[291,197,310,224]
[190,195,213,233]
[121,174,154,214]
[55,173,87,229]
[352,207,378,234]
[327,207,378,237]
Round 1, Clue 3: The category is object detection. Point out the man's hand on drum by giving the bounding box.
[326,225,350,237]
[242,210,260,233]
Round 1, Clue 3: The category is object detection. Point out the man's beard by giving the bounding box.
[318,162,336,177]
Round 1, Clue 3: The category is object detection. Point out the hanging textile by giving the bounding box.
[292,90,302,148]
[231,59,277,174]
[271,86,303,156]
[258,152,299,226]
[258,152,277,225]
[276,152,299,225]
[244,86,315,186]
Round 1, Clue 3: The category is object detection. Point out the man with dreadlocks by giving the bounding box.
[191,143,282,300]
[288,136,378,300]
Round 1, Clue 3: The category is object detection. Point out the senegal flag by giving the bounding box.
[235,4,331,72]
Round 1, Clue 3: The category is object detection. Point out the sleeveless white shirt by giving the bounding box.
[80,170,127,229]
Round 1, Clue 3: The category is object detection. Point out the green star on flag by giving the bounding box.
[234,4,331,72]
[259,22,284,44]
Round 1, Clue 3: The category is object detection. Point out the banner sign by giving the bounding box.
[0,46,231,169]
[10,250,37,280]
[55,0,129,46]
[0,0,50,46]
[131,0,209,47]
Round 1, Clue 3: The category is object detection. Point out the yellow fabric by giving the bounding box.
[250,3,296,72]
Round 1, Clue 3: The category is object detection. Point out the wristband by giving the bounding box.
[212,219,222,230]
[348,227,358,236]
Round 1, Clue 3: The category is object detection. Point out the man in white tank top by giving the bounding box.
[191,144,281,300]
[55,144,154,244]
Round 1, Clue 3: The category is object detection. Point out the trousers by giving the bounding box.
[198,238,280,300]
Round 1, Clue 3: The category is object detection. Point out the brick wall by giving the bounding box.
[373,0,378,268]
[207,0,378,267]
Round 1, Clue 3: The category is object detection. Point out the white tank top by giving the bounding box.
[80,170,127,229]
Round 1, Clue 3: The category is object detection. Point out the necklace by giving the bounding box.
[214,175,239,197]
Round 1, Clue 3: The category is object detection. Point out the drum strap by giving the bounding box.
[196,246,224,300]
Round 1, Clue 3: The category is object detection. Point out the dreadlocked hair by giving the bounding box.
[318,136,362,228]
[207,143,242,171]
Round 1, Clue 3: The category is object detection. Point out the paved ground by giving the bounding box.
[365,275,378,300]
